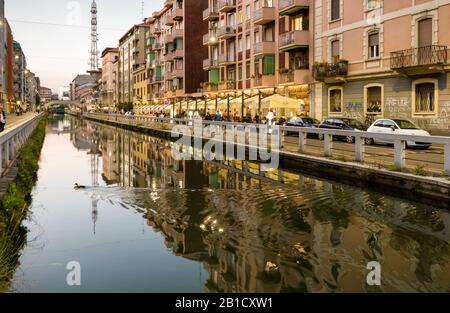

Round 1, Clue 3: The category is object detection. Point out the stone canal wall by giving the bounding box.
[79,113,450,209]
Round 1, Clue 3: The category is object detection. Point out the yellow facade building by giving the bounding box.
[133,65,148,114]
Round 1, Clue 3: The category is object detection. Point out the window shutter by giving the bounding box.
[369,33,379,46]
[331,40,340,58]
[331,0,340,20]
[418,18,432,47]
[263,55,275,75]
[210,69,219,84]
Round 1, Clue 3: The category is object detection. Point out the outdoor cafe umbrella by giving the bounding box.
[260,94,301,110]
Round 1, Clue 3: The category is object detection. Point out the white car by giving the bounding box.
[366,119,432,149]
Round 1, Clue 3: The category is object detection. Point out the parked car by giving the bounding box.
[285,117,321,137]
[318,118,367,143]
[366,119,432,149]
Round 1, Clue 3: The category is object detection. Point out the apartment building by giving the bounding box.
[145,0,208,106]
[39,86,53,104]
[313,0,450,132]
[101,47,119,107]
[117,23,149,104]
[13,41,27,110]
[5,19,14,113]
[202,0,313,117]
[133,64,148,110]
[0,0,5,105]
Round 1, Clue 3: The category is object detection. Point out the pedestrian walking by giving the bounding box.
[0,106,6,132]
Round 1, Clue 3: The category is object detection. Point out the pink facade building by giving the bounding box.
[312,0,450,132]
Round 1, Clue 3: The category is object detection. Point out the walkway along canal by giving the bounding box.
[2,114,450,292]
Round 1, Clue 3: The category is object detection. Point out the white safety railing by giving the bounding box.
[83,113,450,176]
[0,113,45,176]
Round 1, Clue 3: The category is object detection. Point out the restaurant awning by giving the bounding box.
[260,94,303,110]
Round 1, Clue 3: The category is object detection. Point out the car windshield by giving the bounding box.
[341,119,365,129]
[302,118,320,124]
[394,120,419,130]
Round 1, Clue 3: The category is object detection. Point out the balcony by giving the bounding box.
[279,0,310,16]
[254,7,276,25]
[254,74,276,87]
[165,33,173,43]
[172,28,184,39]
[279,30,309,51]
[172,68,184,78]
[203,82,219,92]
[173,8,183,21]
[203,7,219,21]
[219,0,236,13]
[279,69,311,85]
[203,33,219,45]
[173,49,184,59]
[218,81,236,91]
[254,41,276,56]
[203,58,219,70]
[163,52,174,62]
[165,72,173,80]
[219,54,236,65]
[313,60,348,83]
[152,43,162,50]
[165,15,174,26]
[217,26,236,40]
[153,26,162,34]
[390,45,448,75]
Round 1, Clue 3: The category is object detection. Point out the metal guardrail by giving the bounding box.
[84,113,450,176]
[390,45,448,69]
[0,113,45,176]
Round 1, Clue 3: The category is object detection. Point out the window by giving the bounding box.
[367,0,381,10]
[365,84,383,115]
[263,55,275,75]
[368,32,379,59]
[238,64,243,81]
[329,87,343,114]
[331,40,340,62]
[418,18,432,47]
[413,80,437,115]
[246,62,251,80]
[246,34,251,50]
[331,0,340,21]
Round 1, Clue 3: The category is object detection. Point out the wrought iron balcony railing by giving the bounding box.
[313,60,348,81]
[390,45,448,69]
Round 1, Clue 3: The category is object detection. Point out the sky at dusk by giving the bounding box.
[5,0,164,92]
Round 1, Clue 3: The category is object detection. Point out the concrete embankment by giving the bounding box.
[80,113,450,209]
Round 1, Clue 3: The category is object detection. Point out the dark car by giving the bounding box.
[318,118,367,143]
[285,117,321,137]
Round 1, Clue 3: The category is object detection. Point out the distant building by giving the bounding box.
[0,0,5,106]
[39,86,53,103]
[70,74,98,107]
[4,19,14,113]
[13,41,27,111]
[25,71,39,111]
[101,47,119,108]
[117,23,149,104]
[58,86,70,101]
[51,93,59,101]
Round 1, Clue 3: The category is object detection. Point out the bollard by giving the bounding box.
[355,136,365,162]
[324,134,333,157]
[298,132,307,153]
[445,144,450,176]
[394,139,406,169]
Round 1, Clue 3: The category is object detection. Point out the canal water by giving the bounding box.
[6,115,450,292]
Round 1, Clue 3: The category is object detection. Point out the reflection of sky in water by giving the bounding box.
[9,116,450,293]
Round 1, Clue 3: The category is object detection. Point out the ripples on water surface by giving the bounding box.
[5,115,450,293]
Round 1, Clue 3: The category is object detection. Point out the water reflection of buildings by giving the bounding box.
[75,117,450,293]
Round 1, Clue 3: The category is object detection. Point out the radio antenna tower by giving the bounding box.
[88,0,100,73]
[141,1,145,20]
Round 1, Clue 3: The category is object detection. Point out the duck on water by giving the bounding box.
[74,183,87,190]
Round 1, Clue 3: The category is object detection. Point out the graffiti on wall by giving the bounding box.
[343,102,364,120]
[385,97,410,119]
[417,102,450,130]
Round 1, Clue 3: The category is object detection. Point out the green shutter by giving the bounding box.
[263,55,275,75]
[147,52,155,63]
[210,68,219,84]
[155,66,162,81]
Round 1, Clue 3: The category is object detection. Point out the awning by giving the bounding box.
[260,94,304,110]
